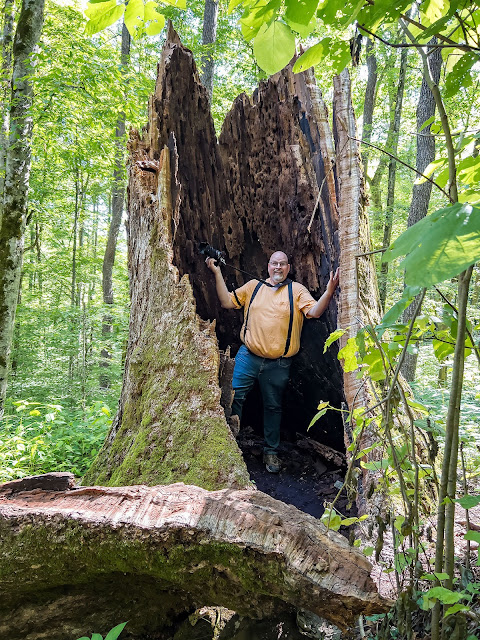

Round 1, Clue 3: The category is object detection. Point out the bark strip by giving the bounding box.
[0,473,390,639]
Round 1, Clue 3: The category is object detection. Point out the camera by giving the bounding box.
[198,242,225,264]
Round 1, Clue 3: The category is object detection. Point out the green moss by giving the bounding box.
[83,228,249,490]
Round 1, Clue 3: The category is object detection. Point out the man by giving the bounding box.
[206,251,339,473]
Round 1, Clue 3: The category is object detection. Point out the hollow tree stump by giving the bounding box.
[85,25,381,491]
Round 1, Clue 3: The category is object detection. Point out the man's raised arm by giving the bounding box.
[205,257,237,309]
[306,268,340,319]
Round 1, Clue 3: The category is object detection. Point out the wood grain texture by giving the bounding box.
[0,473,390,638]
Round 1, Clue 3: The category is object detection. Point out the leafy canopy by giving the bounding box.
[84,0,186,37]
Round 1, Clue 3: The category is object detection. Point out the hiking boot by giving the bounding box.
[263,453,281,473]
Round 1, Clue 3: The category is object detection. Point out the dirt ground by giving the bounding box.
[236,426,355,522]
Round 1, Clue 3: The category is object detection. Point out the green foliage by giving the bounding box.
[382,203,480,287]
[84,0,184,37]
[76,622,127,640]
[0,400,113,480]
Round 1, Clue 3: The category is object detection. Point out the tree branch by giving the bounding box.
[349,137,453,202]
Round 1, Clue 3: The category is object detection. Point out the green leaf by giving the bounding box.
[323,328,346,353]
[308,406,328,428]
[293,40,326,72]
[105,622,128,640]
[124,0,144,36]
[421,572,450,581]
[85,1,125,35]
[145,13,165,34]
[458,156,480,187]
[444,604,469,617]
[284,0,318,26]
[418,115,435,132]
[432,338,455,362]
[329,40,351,75]
[422,0,445,24]
[464,530,480,543]
[361,458,390,471]
[337,336,358,372]
[383,203,480,287]
[253,21,296,75]
[161,0,186,8]
[285,15,316,37]
[444,52,478,100]
[228,0,245,14]
[92,635,104,640]
[457,495,480,509]
[379,286,422,328]
[414,157,445,184]
[423,586,462,604]
[363,546,374,556]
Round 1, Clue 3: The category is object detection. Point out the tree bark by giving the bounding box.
[378,45,408,309]
[401,43,442,381]
[0,472,390,639]
[0,0,15,223]
[200,0,219,98]
[362,39,377,178]
[0,0,45,417]
[100,21,130,389]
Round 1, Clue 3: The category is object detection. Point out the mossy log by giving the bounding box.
[0,473,390,639]
[85,25,381,493]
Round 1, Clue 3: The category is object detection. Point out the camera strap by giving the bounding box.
[242,280,294,357]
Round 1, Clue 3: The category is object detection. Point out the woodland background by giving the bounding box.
[1,0,480,637]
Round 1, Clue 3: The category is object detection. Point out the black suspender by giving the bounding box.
[243,281,263,341]
[242,280,294,357]
[283,280,294,357]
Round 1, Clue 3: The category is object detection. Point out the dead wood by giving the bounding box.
[296,435,347,470]
[0,473,390,639]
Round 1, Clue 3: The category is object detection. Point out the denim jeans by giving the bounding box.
[232,344,292,454]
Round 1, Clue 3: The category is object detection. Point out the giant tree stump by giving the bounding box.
[85,26,380,494]
[0,473,390,639]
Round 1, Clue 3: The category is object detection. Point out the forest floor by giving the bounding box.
[236,426,355,522]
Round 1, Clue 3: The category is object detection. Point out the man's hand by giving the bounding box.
[205,257,236,309]
[205,257,221,274]
[326,268,340,296]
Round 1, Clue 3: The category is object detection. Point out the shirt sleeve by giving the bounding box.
[296,284,316,317]
[229,280,254,309]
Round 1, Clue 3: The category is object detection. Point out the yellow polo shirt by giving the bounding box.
[230,279,316,359]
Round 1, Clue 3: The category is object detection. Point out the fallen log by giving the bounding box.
[0,473,390,639]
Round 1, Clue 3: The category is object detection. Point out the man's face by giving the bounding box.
[268,251,290,284]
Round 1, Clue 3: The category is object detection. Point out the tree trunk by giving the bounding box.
[401,43,442,382]
[100,21,130,389]
[0,0,15,223]
[0,472,390,639]
[378,45,408,309]
[84,25,383,501]
[362,39,377,178]
[0,0,45,417]
[200,0,219,98]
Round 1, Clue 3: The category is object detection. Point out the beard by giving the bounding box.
[271,272,285,283]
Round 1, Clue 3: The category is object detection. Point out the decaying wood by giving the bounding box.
[0,473,390,639]
[296,435,347,470]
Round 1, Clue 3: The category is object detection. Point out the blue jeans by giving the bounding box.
[232,345,292,454]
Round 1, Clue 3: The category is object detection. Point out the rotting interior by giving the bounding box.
[152,43,350,514]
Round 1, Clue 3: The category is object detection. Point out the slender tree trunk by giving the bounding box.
[378,45,408,309]
[362,39,377,178]
[0,0,15,225]
[401,43,442,381]
[100,22,130,390]
[0,0,46,417]
[200,0,219,99]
